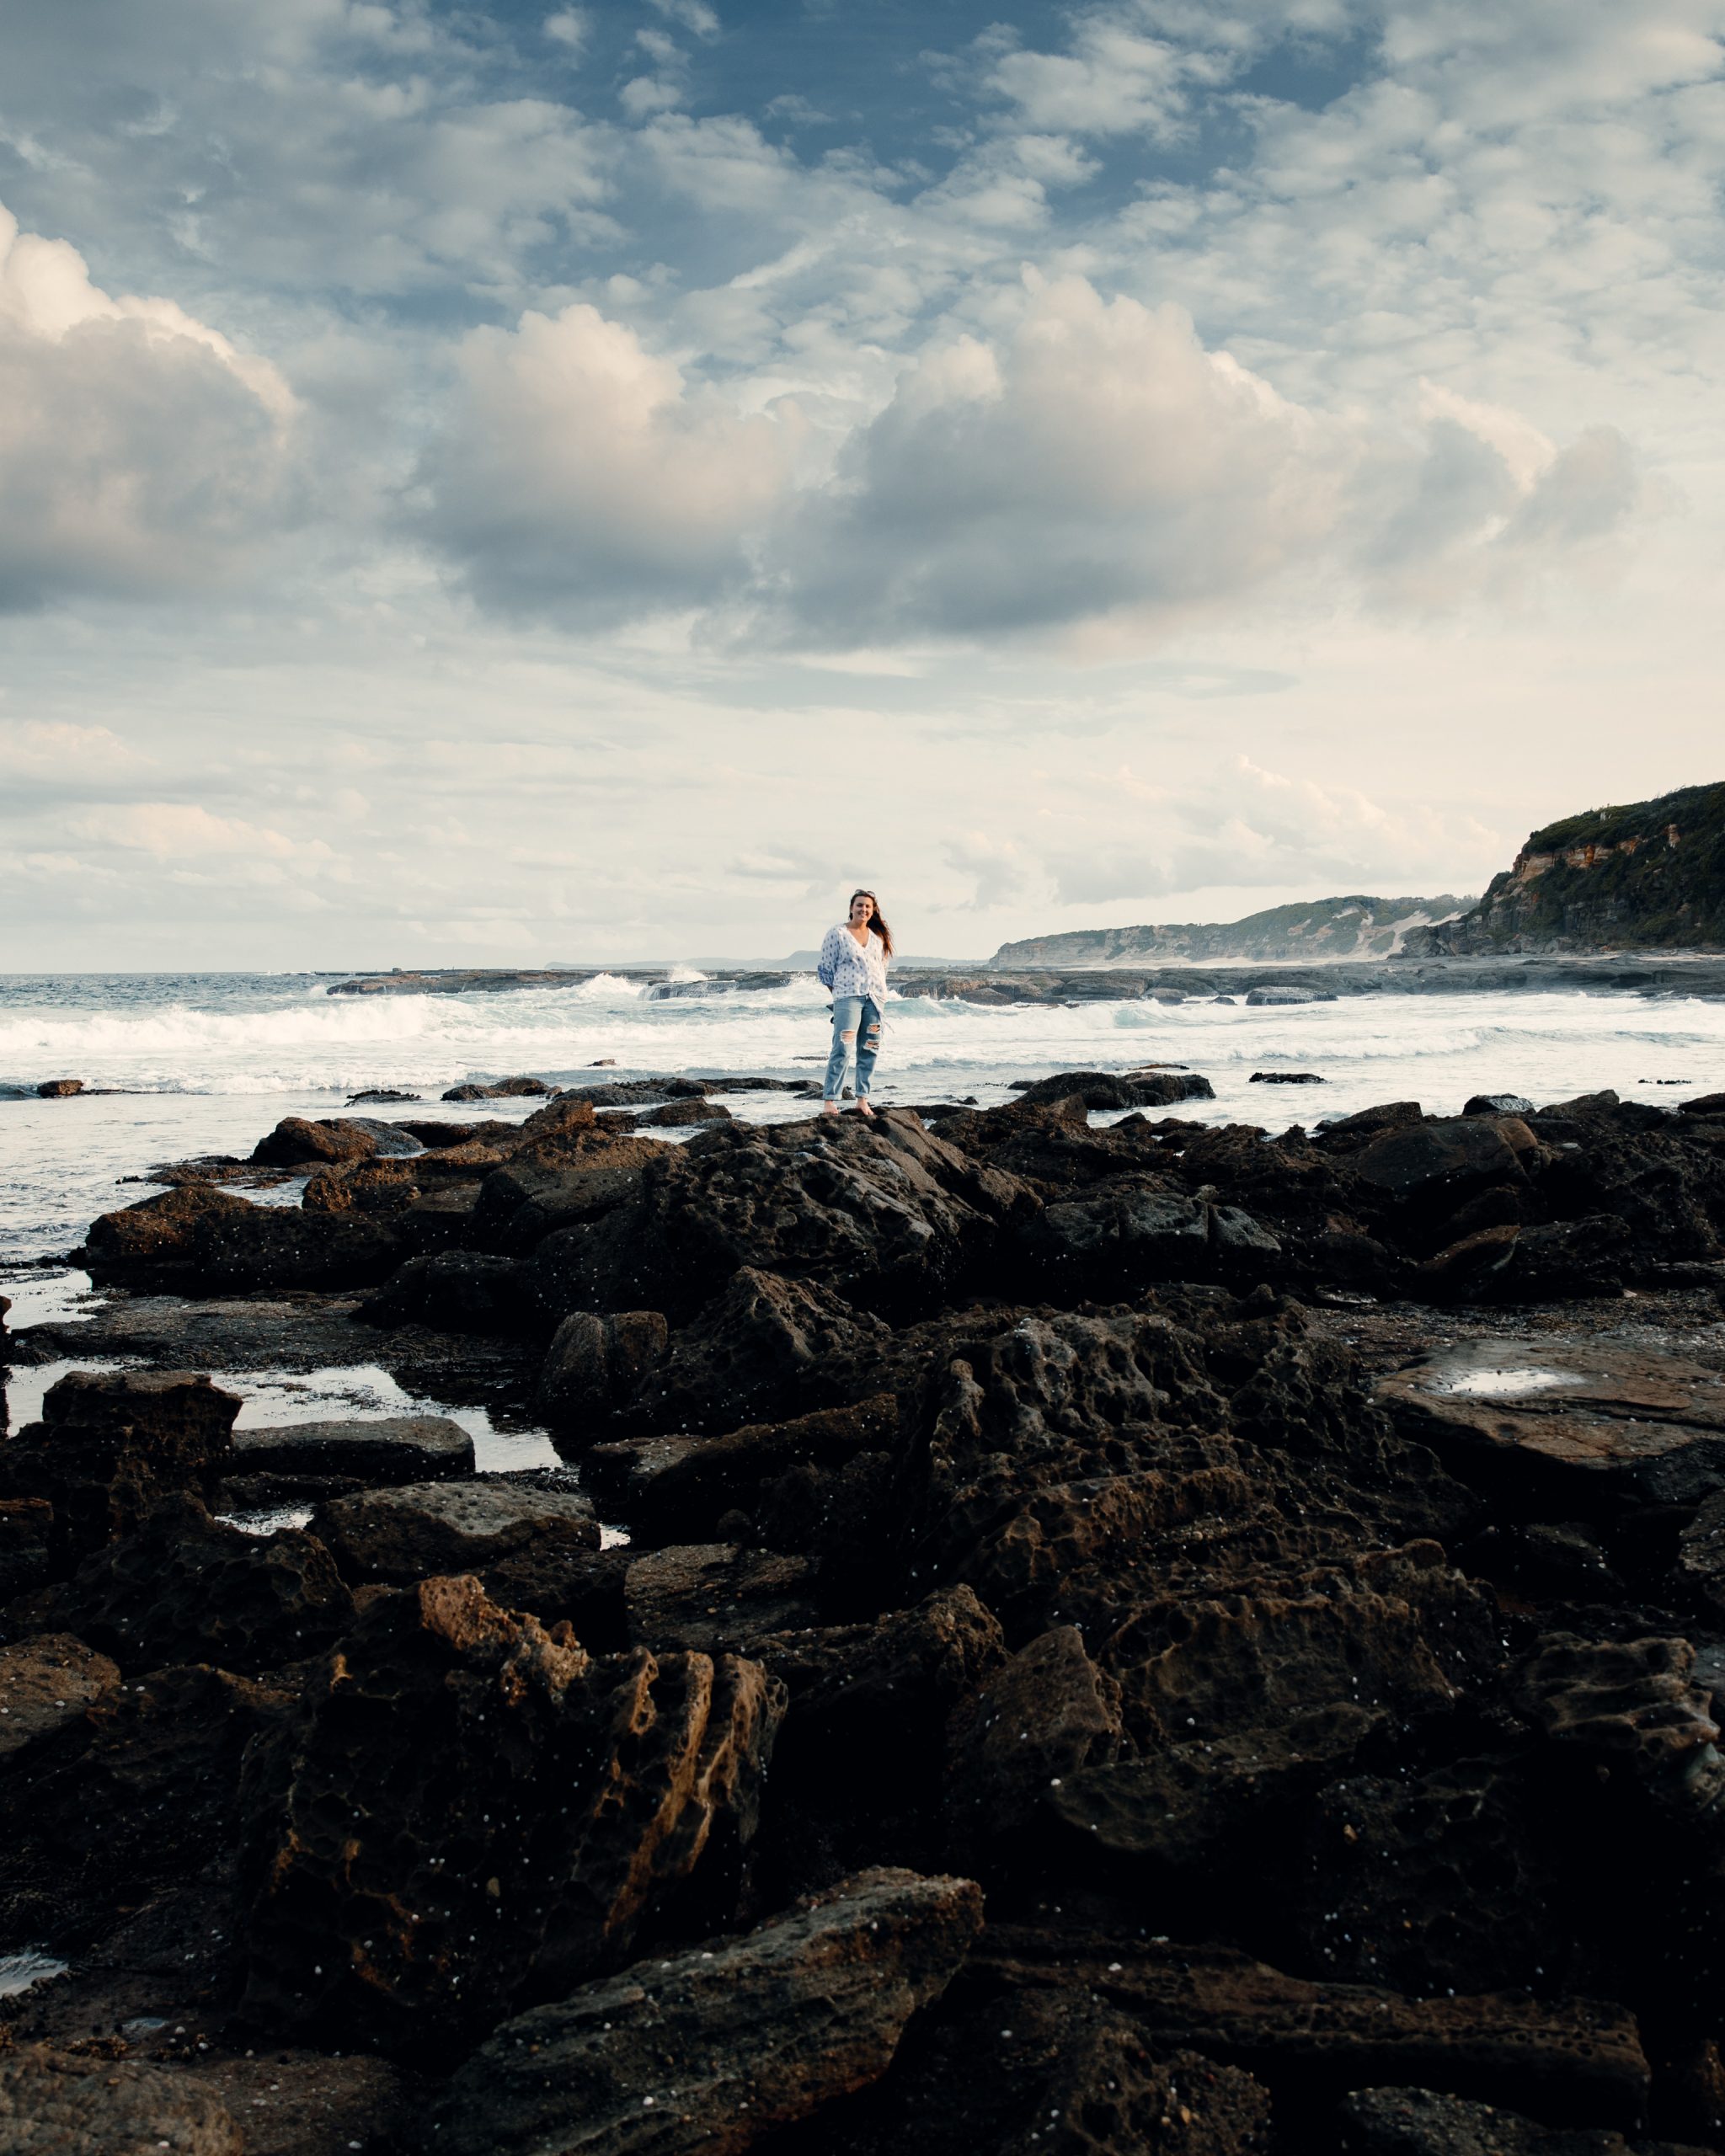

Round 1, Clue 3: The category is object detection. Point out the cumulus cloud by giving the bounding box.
[72,803,326,861]
[419,302,801,616]
[0,204,297,609]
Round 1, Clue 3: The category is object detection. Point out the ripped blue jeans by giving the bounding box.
[824,995,882,1102]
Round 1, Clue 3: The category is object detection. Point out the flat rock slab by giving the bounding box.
[1339,2084,1706,2155]
[231,1414,475,1482]
[0,1633,120,1759]
[18,1295,536,1401]
[0,2041,243,2154]
[312,1476,598,1583]
[976,1927,1648,2126]
[430,1866,984,2156]
[625,1542,821,1652]
[1376,1341,1725,1508]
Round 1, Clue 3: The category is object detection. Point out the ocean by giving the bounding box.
[4,968,1724,1273]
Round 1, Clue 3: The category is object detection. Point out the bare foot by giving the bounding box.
[856,1100,876,1118]
[821,1100,841,1116]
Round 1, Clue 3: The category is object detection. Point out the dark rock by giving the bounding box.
[476,1155,659,1251]
[1251,1070,1327,1084]
[442,1075,553,1101]
[1675,1489,1725,1616]
[250,1114,390,1166]
[536,1308,670,1440]
[1508,1215,1632,1299]
[35,1077,84,1097]
[974,1925,1648,2125]
[1011,1069,1216,1108]
[478,1543,633,1652]
[1415,1224,1523,1299]
[346,1087,422,1103]
[83,1185,404,1294]
[1349,1118,1525,1202]
[792,1992,1274,2156]
[0,1633,120,1760]
[1465,1093,1538,1117]
[1245,986,1336,1005]
[361,1248,530,1331]
[0,2042,243,2154]
[528,1113,1035,1325]
[238,1574,786,2052]
[585,1395,900,1547]
[623,1542,821,1651]
[10,1494,355,1675]
[624,1267,892,1435]
[1511,1633,1724,1805]
[1680,1091,1725,1118]
[0,1371,239,1577]
[639,1097,733,1125]
[312,1477,599,1585]
[946,1624,1123,1845]
[229,1413,475,1484]
[1377,1342,1725,1513]
[428,1866,984,2156]
[0,1660,296,1951]
[1338,2083,1700,2153]
[1317,1102,1425,1149]
[1019,1187,1282,1295]
[0,1498,53,1598]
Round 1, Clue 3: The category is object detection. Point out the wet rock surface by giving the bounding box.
[5,1081,1725,2151]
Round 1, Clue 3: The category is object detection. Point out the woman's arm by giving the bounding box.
[815,926,839,989]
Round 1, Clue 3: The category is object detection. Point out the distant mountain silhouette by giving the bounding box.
[991,894,1473,968]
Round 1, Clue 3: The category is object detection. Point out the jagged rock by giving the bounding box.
[0,2042,243,2155]
[1283,1757,1567,1996]
[238,1575,786,2052]
[1415,1224,1523,1299]
[479,1544,633,1652]
[0,1633,120,1760]
[0,1498,52,1598]
[476,1154,660,1251]
[35,1076,85,1097]
[1681,1092,1725,1119]
[946,1624,1123,1845]
[1348,1118,1525,1203]
[640,1097,732,1125]
[229,1413,474,1484]
[624,1543,821,1651]
[1508,1216,1632,1299]
[361,1249,530,1331]
[0,1371,239,1577]
[1019,1187,1281,1294]
[83,1185,403,1294]
[798,1992,1274,2156]
[624,1267,893,1434]
[1048,1700,1385,1875]
[428,1867,985,2156]
[9,1495,355,1675]
[443,1075,553,1101]
[536,1309,670,1440]
[585,1396,900,1547]
[1377,1342,1725,1512]
[1338,2084,1704,2153]
[311,1476,598,1586]
[1511,1633,1725,1807]
[1675,1489,1725,1616]
[1465,1093,1538,1117]
[974,1926,1648,2124]
[528,1113,1034,1325]
[1011,1070,1217,1108]
[0,1661,296,1949]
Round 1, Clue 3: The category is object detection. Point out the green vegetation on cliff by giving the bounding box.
[1423,782,1725,953]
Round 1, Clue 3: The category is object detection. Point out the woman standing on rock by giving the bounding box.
[816,890,892,1116]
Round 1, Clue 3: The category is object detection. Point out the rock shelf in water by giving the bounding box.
[1,1074,1724,2150]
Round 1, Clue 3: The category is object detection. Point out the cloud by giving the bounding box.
[72,803,325,860]
[0,203,297,609]
[419,301,801,616]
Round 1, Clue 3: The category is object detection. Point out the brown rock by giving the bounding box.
[428,1866,985,2156]
[0,2042,243,2155]
[0,1371,239,1576]
[250,1113,382,1166]
[624,1542,820,1652]
[536,1308,669,1440]
[238,1574,785,2052]
[947,1624,1124,1844]
[230,1413,475,1484]
[34,1077,84,1097]
[0,1633,120,1760]
[312,1477,599,1586]
[1338,2084,1701,2153]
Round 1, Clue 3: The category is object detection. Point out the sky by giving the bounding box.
[3,0,1724,968]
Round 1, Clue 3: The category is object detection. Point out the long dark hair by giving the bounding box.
[850,889,894,958]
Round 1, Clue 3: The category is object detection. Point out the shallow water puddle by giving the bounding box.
[1439,1366,1578,1398]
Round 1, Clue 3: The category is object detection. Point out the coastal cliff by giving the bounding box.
[991,893,1471,968]
[1410,782,1725,955]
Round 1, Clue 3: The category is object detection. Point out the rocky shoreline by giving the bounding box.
[3,1075,1725,2153]
[313,956,1725,1005]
